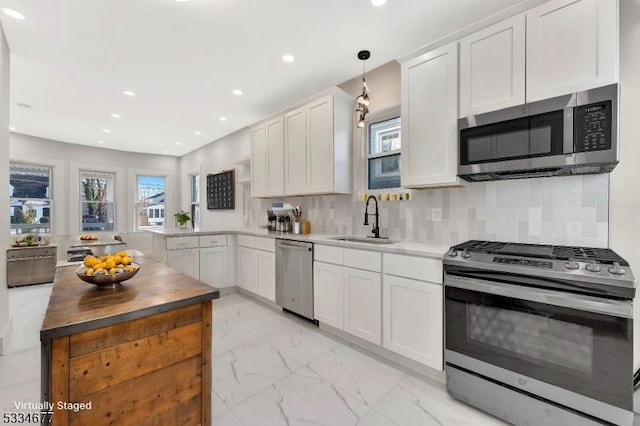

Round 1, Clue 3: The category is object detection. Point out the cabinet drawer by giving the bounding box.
[237,234,255,248]
[343,248,381,272]
[254,237,275,252]
[315,245,343,265]
[166,236,198,250]
[383,253,442,283]
[199,234,227,248]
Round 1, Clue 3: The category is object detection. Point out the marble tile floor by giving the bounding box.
[0,285,506,425]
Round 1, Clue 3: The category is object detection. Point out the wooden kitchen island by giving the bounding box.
[40,258,219,426]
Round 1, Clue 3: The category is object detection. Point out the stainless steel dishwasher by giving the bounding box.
[275,239,314,321]
[7,245,57,287]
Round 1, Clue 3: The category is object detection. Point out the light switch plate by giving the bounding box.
[432,208,442,222]
[328,208,335,220]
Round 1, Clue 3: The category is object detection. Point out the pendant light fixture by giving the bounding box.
[355,50,371,128]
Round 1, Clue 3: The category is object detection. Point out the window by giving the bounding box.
[81,171,115,231]
[10,162,52,234]
[367,115,401,189]
[190,174,200,229]
[136,175,166,230]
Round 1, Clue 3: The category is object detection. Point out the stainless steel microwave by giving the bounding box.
[458,84,618,182]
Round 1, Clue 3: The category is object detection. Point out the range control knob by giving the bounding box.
[564,260,580,270]
[585,260,601,273]
[447,249,458,257]
[461,249,471,259]
[608,261,626,275]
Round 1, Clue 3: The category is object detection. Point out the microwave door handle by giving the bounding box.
[444,275,632,318]
[563,106,574,155]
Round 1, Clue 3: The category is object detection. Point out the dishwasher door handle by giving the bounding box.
[276,241,312,251]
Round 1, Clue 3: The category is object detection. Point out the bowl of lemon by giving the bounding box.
[76,251,140,288]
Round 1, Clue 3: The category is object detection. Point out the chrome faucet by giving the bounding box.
[363,195,380,238]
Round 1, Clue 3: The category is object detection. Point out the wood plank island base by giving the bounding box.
[40,258,219,425]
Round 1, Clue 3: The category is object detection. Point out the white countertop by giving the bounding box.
[147,228,450,259]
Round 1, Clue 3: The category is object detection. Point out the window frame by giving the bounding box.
[135,174,167,231]
[80,170,117,232]
[365,107,402,191]
[190,173,200,230]
[9,161,53,235]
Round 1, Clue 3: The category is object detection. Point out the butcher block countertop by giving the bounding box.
[41,258,220,340]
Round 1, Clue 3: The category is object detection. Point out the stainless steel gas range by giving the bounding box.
[443,240,636,426]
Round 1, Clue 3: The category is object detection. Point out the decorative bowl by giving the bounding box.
[76,263,141,288]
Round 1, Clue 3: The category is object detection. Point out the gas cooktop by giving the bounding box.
[450,240,628,266]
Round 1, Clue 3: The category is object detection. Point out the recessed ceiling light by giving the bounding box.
[110,113,121,118]
[17,103,31,109]
[102,129,111,134]
[194,130,201,136]
[219,117,227,122]
[232,89,243,96]
[371,0,387,5]
[9,126,16,131]
[2,7,25,20]
[96,140,104,145]
[176,142,183,146]
[122,90,136,97]
[162,150,168,154]
[282,54,295,63]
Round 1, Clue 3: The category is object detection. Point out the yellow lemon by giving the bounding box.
[104,259,116,270]
[85,268,94,276]
[83,256,96,267]
[121,256,132,266]
[115,251,127,258]
[112,256,122,265]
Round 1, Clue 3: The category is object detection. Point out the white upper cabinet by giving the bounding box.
[250,124,267,198]
[401,42,460,188]
[251,89,352,198]
[459,14,526,117]
[526,0,618,102]
[266,117,285,196]
[284,107,307,195]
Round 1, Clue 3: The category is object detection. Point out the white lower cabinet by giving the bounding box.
[166,248,200,280]
[199,246,228,288]
[343,267,382,345]
[313,261,345,329]
[237,246,258,292]
[256,251,276,302]
[313,260,382,345]
[382,274,443,370]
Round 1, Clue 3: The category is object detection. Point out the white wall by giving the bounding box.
[610,0,640,370]
[10,132,180,236]
[179,128,250,231]
[0,23,10,354]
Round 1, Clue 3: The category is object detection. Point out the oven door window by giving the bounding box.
[445,286,632,410]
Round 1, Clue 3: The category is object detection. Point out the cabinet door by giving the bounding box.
[256,250,276,302]
[307,95,334,194]
[250,124,267,197]
[343,267,381,345]
[284,107,307,195]
[166,249,199,280]
[401,42,459,188]
[313,261,344,329]
[383,275,443,370]
[459,14,525,117]
[237,247,258,292]
[526,0,617,102]
[266,116,285,197]
[199,247,228,288]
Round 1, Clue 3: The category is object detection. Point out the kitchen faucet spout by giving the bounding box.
[363,195,380,238]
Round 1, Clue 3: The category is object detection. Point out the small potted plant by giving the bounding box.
[174,210,192,229]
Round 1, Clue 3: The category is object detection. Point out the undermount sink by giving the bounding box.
[329,236,396,245]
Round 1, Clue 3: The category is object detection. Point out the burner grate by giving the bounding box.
[452,240,508,253]
[551,246,628,266]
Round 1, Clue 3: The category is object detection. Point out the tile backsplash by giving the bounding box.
[244,174,609,248]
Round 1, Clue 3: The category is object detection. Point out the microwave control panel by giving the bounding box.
[574,101,612,152]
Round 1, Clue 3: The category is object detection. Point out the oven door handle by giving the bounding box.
[445,274,633,318]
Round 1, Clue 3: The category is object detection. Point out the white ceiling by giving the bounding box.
[1,0,525,157]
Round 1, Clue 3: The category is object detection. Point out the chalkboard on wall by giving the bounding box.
[207,170,235,210]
